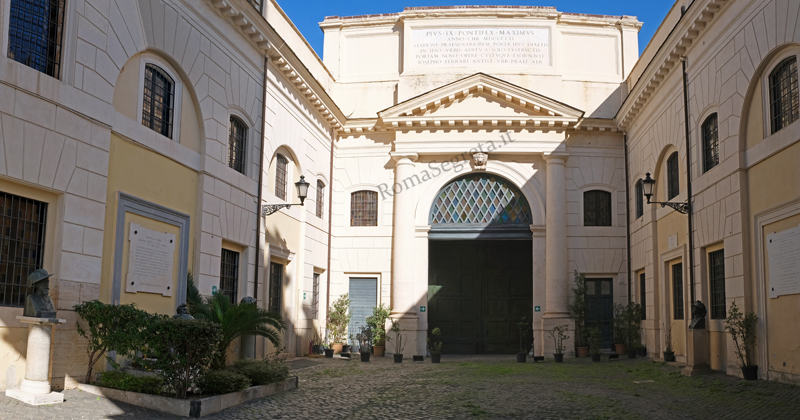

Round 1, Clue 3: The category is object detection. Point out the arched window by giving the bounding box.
[350,190,377,226]
[8,0,66,78]
[769,56,799,134]
[142,64,175,139]
[666,152,679,200]
[228,116,247,174]
[429,174,531,225]
[635,180,644,219]
[702,113,719,173]
[316,180,325,219]
[583,190,612,226]
[275,154,288,200]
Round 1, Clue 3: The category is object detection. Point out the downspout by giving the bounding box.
[253,56,268,356]
[624,134,632,303]
[681,58,696,305]
[325,129,335,332]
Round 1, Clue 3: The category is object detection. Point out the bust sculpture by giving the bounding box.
[689,300,707,329]
[240,296,256,305]
[23,269,56,318]
[172,303,194,320]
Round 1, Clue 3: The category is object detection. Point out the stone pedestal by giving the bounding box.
[6,316,66,405]
[681,328,711,376]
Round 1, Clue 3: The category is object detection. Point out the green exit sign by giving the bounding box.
[212,286,217,294]
[420,306,426,312]
[303,292,306,300]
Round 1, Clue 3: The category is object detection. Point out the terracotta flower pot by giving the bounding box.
[576,346,589,358]
[614,343,627,355]
[331,343,343,354]
[373,345,385,357]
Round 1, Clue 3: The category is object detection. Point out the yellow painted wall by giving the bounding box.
[667,259,686,358]
[709,330,726,371]
[745,82,763,150]
[100,134,198,316]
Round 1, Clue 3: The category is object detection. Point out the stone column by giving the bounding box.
[6,316,66,405]
[541,154,574,357]
[389,153,420,356]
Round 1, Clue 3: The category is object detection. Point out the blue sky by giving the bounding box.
[279,0,675,60]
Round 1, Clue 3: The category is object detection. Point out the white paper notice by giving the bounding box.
[410,27,551,68]
[766,225,800,298]
[126,222,176,296]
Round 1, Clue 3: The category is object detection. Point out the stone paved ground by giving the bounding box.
[2,355,800,419]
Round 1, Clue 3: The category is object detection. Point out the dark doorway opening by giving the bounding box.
[584,278,614,349]
[428,240,532,354]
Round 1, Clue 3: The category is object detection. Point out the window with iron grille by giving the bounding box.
[702,113,720,173]
[312,273,320,319]
[219,249,239,304]
[316,181,325,219]
[667,152,679,200]
[583,190,612,226]
[769,56,799,134]
[0,192,47,307]
[635,180,644,219]
[8,0,66,78]
[268,262,282,315]
[142,64,175,139]
[640,272,647,320]
[350,191,378,226]
[275,154,287,201]
[672,263,684,320]
[709,249,726,319]
[228,117,247,174]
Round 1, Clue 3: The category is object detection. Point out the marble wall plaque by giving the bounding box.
[410,27,551,68]
[767,225,800,298]
[126,223,176,296]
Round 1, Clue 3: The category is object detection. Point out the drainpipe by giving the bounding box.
[325,129,335,335]
[624,134,632,303]
[253,56,268,357]
[681,58,696,305]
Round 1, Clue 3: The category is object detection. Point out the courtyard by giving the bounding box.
[2,355,799,419]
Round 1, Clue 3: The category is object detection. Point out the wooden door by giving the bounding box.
[584,278,614,349]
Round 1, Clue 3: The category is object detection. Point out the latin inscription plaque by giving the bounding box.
[410,27,551,68]
[767,225,800,298]
[126,222,176,296]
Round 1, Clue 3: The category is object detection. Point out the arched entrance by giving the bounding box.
[427,174,533,354]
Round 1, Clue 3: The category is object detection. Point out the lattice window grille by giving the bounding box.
[269,262,282,315]
[702,113,720,173]
[672,263,684,320]
[429,175,532,225]
[667,152,679,200]
[275,155,288,201]
[219,249,239,304]
[142,64,175,139]
[228,117,247,174]
[350,191,378,226]
[8,0,66,78]
[0,192,47,307]
[709,249,726,320]
[769,57,799,134]
[316,181,325,219]
[583,190,612,227]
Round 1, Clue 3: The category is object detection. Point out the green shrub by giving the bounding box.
[144,316,222,399]
[99,370,163,395]
[231,358,290,386]
[196,370,251,395]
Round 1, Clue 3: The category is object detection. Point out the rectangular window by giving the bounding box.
[8,0,66,78]
[709,249,726,319]
[583,190,612,227]
[350,191,378,226]
[219,249,239,304]
[769,57,799,134]
[227,117,247,174]
[702,114,720,173]
[0,192,48,307]
[672,263,684,320]
[635,181,644,219]
[667,152,679,200]
[142,64,175,139]
[316,181,325,219]
[275,155,288,201]
[312,272,320,319]
[640,272,647,320]
[268,262,282,315]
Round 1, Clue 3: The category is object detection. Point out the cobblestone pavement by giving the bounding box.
[2,355,800,419]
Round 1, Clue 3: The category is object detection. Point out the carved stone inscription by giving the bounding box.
[126,222,176,296]
[767,225,800,298]
[410,27,550,67]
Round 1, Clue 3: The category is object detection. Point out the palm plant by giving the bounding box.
[187,275,285,369]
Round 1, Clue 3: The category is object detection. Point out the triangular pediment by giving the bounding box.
[378,73,584,130]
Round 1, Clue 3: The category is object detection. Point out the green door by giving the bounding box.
[584,278,614,349]
[428,240,532,354]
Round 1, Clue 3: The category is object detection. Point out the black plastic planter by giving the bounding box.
[554,353,564,363]
[741,365,758,380]
[342,345,351,353]
[431,353,441,363]
[324,349,334,358]
[360,352,371,362]
[637,347,647,357]
[516,353,527,363]
[591,353,601,362]
[394,354,403,363]
[627,350,637,359]
[663,351,675,362]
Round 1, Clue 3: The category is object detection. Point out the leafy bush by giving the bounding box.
[367,304,391,346]
[725,301,758,368]
[231,358,290,386]
[99,370,163,395]
[427,327,443,354]
[144,316,222,399]
[74,301,151,383]
[196,370,251,395]
[327,294,350,344]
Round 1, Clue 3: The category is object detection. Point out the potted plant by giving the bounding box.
[625,302,642,359]
[342,335,351,353]
[725,301,758,380]
[390,319,406,363]
[358,326,372,362]
[612,303,627,355]
[327,294,351,354]
[516,317,530,363]
[588,326,602,362]
[367,304,391,357]
[569,271,589,357]
[427,327,443,363]
[548,325,569,363]
[662,322,675,362]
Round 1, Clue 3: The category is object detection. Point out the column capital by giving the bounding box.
[542,154,568,164]
[390,152,419,163]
